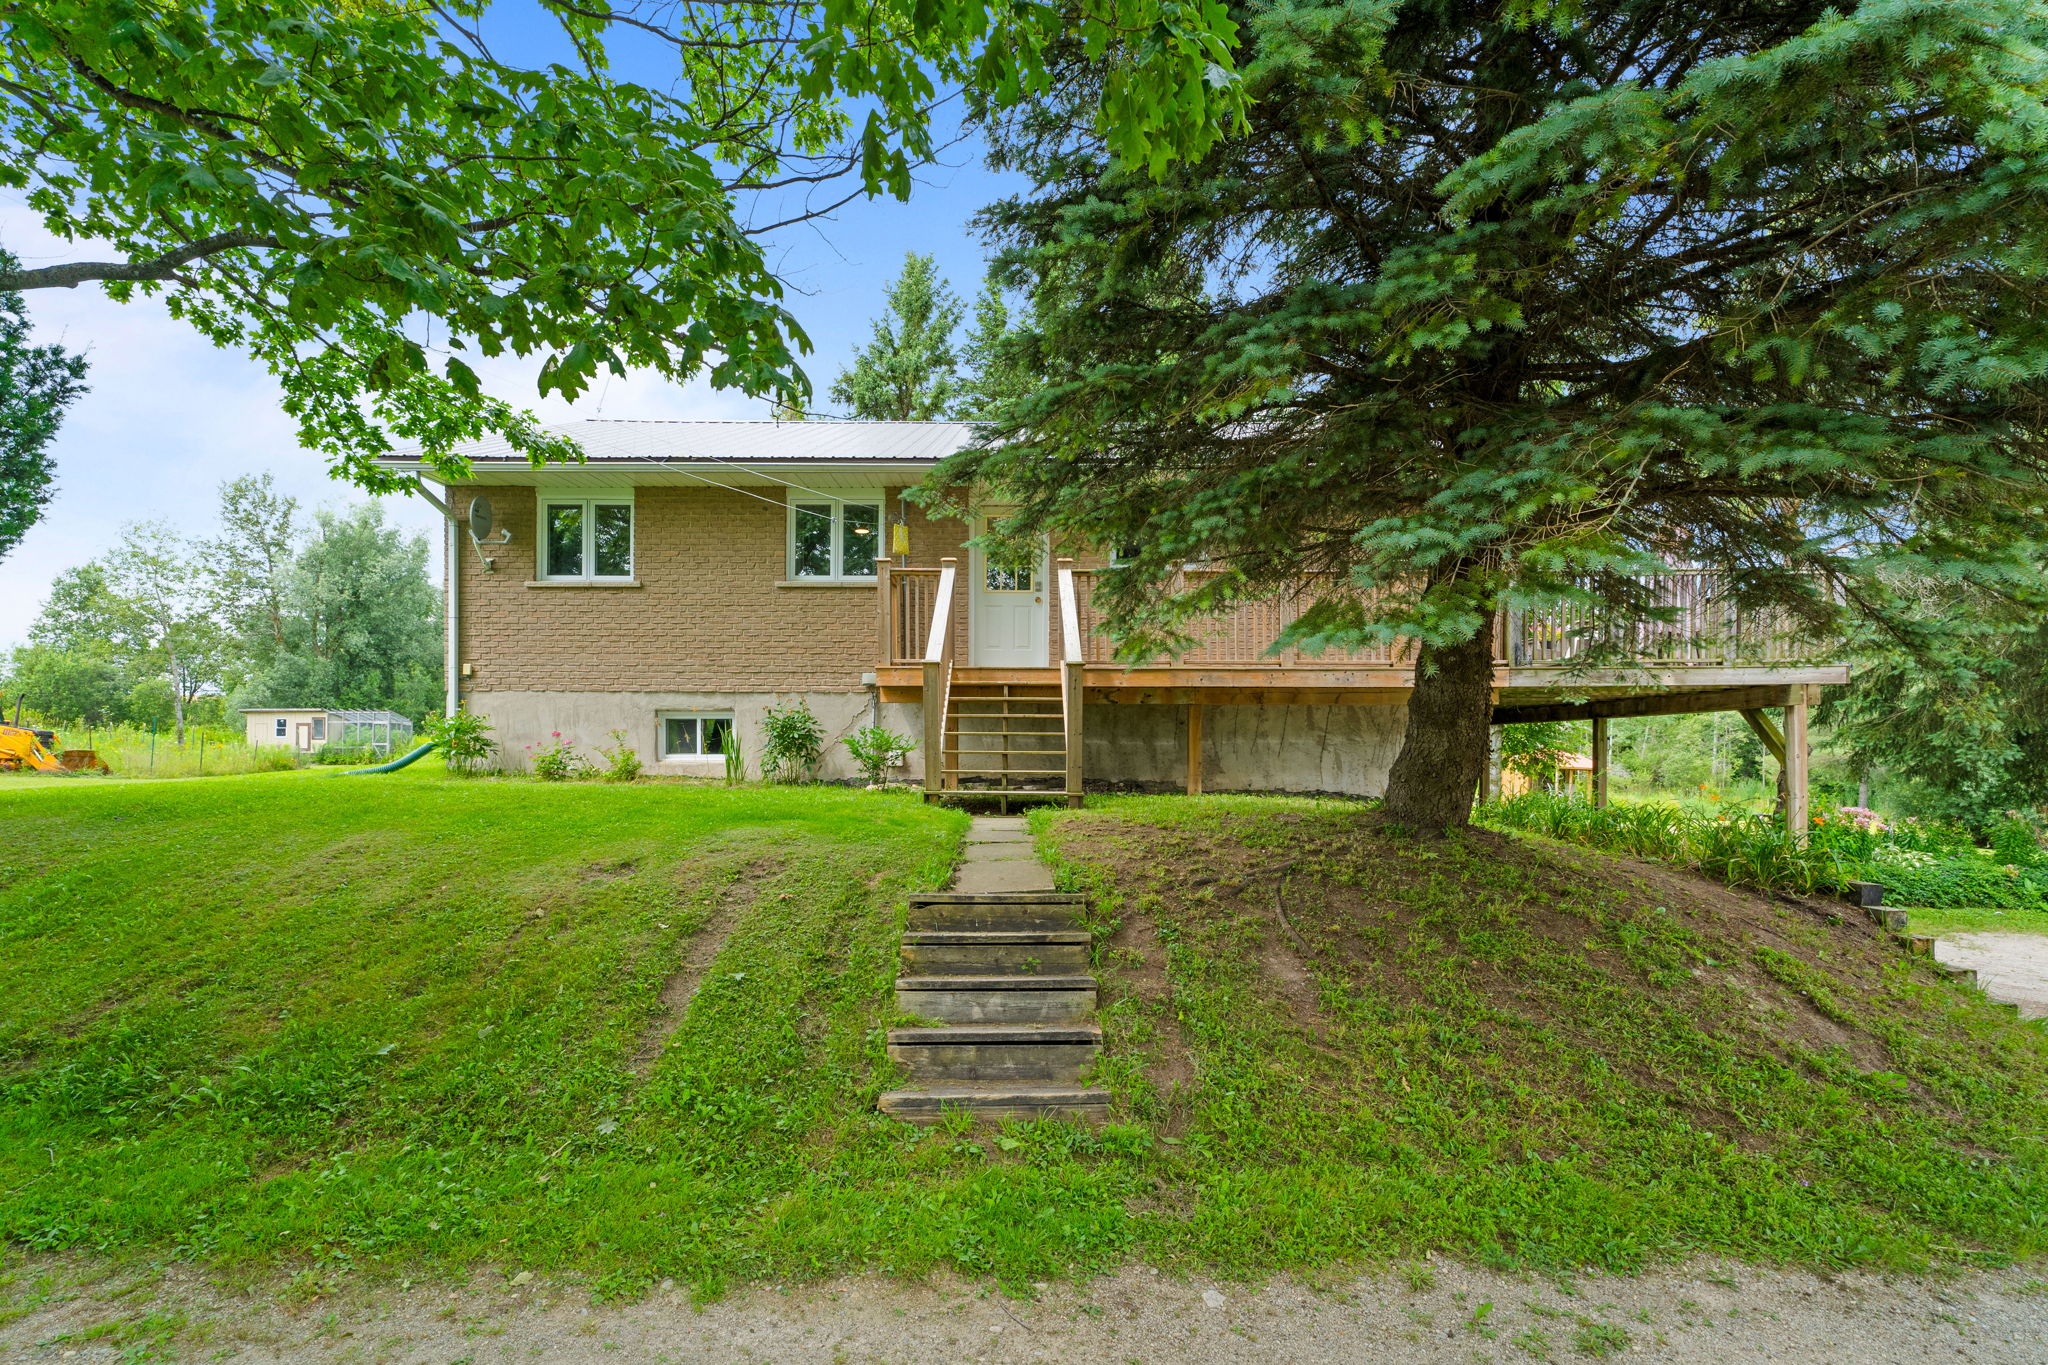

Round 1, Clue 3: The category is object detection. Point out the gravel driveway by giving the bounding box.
[5,1257,2044,1363]
[1934,932,2048,1019]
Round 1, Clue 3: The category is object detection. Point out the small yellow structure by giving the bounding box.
[1501,751,1595,799]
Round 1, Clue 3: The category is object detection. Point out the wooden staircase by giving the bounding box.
[878,891,1109,1122]
[942,679,1070,795]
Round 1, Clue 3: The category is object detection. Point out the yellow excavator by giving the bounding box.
[0,722,68,773]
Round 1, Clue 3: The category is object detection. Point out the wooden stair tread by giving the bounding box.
[889,1024,1100,1045]
[897,974,1095,990]
[905,896,1081,908]
[903,929,1089,945]
[877,1085,1111,1120]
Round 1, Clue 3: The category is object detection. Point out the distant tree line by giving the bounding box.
[2,475,441,739]
[827,253,1033,422]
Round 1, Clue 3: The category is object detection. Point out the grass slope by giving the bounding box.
[1038,796,2048,1274]
[2,779,2044,1292]
[0,769,973,1295]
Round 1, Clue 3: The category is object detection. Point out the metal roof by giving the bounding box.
[380,419,976,468]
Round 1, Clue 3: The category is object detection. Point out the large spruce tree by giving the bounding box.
[946,0,2048,829]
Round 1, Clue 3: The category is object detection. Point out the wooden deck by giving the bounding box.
[888,559,1848,811]
[877,560,1847,707]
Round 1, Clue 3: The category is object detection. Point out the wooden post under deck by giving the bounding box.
[1185,703,1204,796]
[1057,559,1084,806]
[921,559,958,798]
[1784,691,1811,838]
[1591,716,1609,808]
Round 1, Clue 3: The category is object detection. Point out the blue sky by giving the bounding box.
[0,3,1025,646]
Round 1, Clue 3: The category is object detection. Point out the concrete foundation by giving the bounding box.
[1083,702,1408,797]
[466,690,921,781]
[469,691,1411,795]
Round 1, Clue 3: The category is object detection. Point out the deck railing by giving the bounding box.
[1503,572,1826,666]
[879,564,947,666]
[882,565,1834,675]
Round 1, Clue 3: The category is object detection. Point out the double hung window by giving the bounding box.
[789,494,881,581]
[540,494,634,580]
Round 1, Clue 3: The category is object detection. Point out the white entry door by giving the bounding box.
[968,515,1049,667]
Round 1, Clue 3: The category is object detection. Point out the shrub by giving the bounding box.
[595,729,643,783]
[1867,849,2048,911]
[760,699,824,783]
[843,725,916,786]
[311,744,378,766]
[1483,791,2048,911]
[422,705,495,772]
[1480,792,1844,896]
[1988,813,2044,868]
[723,729,746,786]
[527,732,582,781]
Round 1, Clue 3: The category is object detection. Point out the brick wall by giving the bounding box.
[454,483,971,694]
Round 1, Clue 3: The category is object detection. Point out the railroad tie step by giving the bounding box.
[887,1024,1101,1083]
[881,885,1109,1122]
[896,973,1098,1023]
[907,894,1082,932]
[877,1085,1110,1123]
[899,928,1090,976]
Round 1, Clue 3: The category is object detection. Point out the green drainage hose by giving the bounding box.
[342,741,438,775]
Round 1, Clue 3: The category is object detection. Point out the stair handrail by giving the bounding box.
[924,559,958,794]
[1057,560,1084,799]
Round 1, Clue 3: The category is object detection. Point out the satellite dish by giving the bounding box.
[467,496,495,542]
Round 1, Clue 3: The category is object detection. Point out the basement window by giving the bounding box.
[660,713,734,759]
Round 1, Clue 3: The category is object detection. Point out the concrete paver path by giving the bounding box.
[951,816,1054,893]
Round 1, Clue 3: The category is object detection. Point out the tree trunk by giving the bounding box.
[1381,611,1497,832]
[168,643,186,745]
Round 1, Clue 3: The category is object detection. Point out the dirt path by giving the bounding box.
[5,1258,2044,1363]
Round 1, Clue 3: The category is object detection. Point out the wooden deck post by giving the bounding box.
[1185,703,1204,796]
[1784,691,1811,838]
[876,561,893,665]
[921,560,958,798]
[1591,716,1609,808]
[1056,560,1085,806]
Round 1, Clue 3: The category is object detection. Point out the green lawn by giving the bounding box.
[1897,905,2048,937]
[3,775,2046,1294]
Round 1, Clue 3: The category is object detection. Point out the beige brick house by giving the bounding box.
[381,420,1847,814]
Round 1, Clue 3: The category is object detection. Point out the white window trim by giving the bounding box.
[787,490,884,582]
[537,488,636,582]
[657,711,737,763]
[273,718,288,738]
